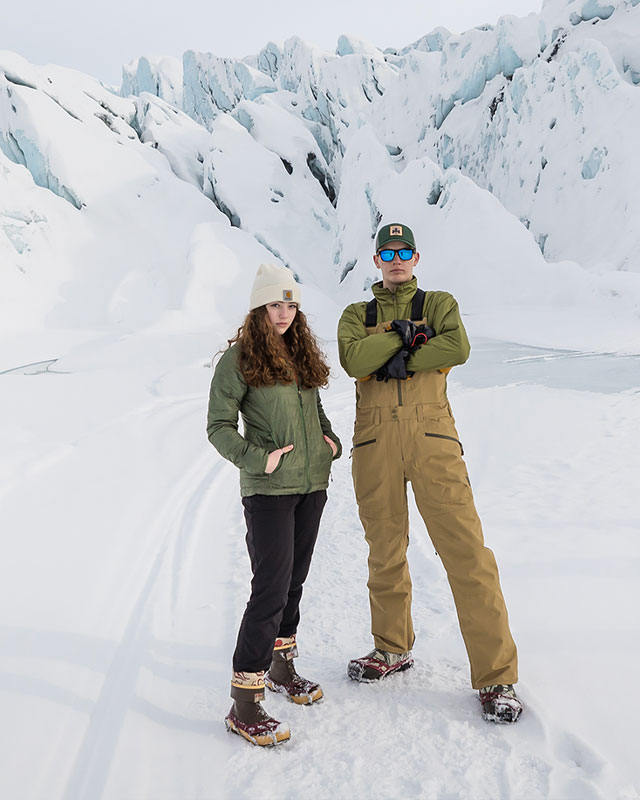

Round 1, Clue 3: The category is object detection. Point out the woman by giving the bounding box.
[207,263,342,747]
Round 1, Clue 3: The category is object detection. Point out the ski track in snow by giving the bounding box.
[59,397,218,800]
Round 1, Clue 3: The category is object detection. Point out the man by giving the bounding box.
[337,222,522,723]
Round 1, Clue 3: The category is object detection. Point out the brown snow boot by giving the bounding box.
[224,671,290,746]
[265,635,323,705]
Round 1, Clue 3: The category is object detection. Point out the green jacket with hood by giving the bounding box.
[207,344,342,497]
[337,277,470,378]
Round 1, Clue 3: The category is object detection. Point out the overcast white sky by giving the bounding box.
[2,0,543,87]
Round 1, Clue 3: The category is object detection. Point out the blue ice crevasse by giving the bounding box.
[581,146,607,179]
[0,128,82,209]
[580,0,616,21]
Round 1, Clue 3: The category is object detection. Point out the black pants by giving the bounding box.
[232,490,327,673]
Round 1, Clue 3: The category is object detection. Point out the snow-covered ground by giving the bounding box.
[1,329,639,800]
[2,0,640,796]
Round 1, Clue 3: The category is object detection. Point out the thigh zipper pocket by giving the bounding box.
[350,438,377,457]
[424,432,464,455]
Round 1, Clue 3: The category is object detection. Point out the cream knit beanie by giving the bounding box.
[249,263,301,310]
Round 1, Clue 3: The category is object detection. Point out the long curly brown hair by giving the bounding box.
[227,306,330,389]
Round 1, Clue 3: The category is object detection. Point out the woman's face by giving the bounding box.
[266,302,298,335]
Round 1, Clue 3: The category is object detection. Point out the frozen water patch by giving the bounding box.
[454,338,640,393]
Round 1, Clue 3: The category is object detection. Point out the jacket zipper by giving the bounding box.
[297,383,311,490]
[391,293,405,406]
[424,432,464,455]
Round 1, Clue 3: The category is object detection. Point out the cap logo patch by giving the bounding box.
[283,289,293,301]
[390,225,403,236]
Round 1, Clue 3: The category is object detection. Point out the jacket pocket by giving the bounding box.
[424,432,464,455]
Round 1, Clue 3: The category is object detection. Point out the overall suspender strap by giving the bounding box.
[365,298,377,327]
[365,288,426,327]
[410,288,426,321]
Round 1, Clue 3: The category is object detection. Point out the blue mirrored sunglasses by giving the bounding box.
[378,248,414,262]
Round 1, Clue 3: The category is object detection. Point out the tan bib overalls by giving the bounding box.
[351,320,518,689]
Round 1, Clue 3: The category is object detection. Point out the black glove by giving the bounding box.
[389,319,417,349]
[375,348,410,381]
[375,321,437,381]
[375,320,415,381]
[390,319,437,351]
[411,324,436,350]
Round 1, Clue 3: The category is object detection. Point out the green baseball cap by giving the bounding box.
[375,222,416,252]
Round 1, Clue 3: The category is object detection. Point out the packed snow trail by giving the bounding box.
[1,335,639,799]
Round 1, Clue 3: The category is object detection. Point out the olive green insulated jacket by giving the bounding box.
[207,345,342,497]
[338,278,470,378]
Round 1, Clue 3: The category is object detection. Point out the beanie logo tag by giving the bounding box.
[390,225,403,236]
[283,289,293,301]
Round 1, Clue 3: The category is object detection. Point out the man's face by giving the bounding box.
[373,243,420,289]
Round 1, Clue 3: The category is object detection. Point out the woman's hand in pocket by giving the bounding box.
[265,444,294,474]
[323,435,338,457]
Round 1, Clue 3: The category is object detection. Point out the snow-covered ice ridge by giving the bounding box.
[121,0,640,276]
[2,0,640,339]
